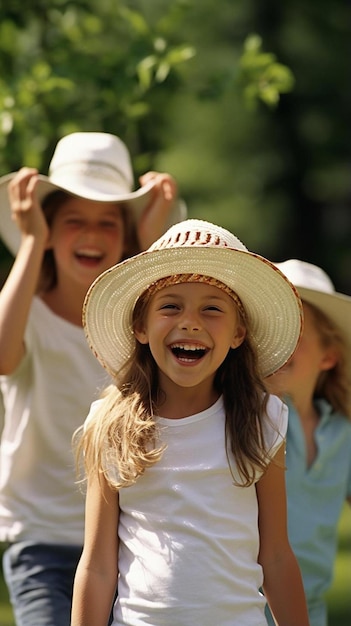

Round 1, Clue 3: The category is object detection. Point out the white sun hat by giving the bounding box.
[83,219,303,379]
[0,131,187,256]
[275,259,351,363]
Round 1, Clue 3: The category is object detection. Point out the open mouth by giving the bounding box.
[75,249,104,264]
[170,343,208,362]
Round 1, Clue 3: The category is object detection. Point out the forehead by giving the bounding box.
[301,300,319,322]
[56,197,123,217]
[151,281,236,302]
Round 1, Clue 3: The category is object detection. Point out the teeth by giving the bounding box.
[171,343,205,351]
[76,249,102,258]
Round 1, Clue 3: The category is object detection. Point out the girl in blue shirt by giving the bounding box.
[266,259,351,626]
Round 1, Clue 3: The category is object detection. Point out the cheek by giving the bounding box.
[49,229,72,252]
[110,230,126,255]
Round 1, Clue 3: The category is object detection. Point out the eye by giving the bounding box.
[66,218,82,226]
[159,303,179,311]
[100,220,121,229]
[203,305,223,313]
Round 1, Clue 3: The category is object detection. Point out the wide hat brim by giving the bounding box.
[0,172,186,256]
[83,246,303,379]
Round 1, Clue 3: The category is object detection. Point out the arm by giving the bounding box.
[0,168,48,374]
[136,171,178,249]
[256,443,310,626]
[71,472,119,626]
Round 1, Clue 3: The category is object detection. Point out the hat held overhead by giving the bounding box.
[0,132,186,256]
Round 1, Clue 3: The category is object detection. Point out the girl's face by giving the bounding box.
[268,302,337,402]
[47,197,125,289]
[135,282,246,396]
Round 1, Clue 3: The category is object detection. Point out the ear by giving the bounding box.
[231,324,246,349]
[134,326,149,345]
[320,347,338,372]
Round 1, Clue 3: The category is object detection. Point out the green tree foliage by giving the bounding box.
[153,0,350,294]
[0,0,195,175]
[0,0,198,280]
[0,1,292,175]
[238,34,295,109]
[0,0,349,295]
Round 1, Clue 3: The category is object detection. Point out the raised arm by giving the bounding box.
[257,443,310,626]
[71,472,119,626]
[136,171,179,250]
[0,168,48,374]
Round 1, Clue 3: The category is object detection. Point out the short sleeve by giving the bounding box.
[84,398,104,430]
[262,394,288,458]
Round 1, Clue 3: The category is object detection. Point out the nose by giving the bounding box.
[81,223,100,239]
[178,309,202,332]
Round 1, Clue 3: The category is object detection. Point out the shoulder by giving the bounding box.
[84,385,119,429]
[266,393,288,433]
[84,398,105,429]
[263,393,288,455]
[317,399,351,434]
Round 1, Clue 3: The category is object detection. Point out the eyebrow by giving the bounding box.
[60,206,122,218]
[155,291,231,302]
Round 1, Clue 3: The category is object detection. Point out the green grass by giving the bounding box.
[0,563,12,626]
[326,504,351,624]
[0,505,350,625]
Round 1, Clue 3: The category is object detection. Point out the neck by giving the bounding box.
[288,392,319,425]
[156,385,220,419]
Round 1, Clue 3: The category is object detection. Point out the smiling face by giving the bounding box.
[134,281,246,403]
[47,196,125,290]
[268,302,338,405]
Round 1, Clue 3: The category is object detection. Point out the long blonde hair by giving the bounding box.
[74,284,272,490]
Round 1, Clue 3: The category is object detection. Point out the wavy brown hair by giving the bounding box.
[74,283,276,490]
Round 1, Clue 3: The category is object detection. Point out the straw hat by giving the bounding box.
[83,219,303,379]
[0,132,186,256]
[275,259,351,368]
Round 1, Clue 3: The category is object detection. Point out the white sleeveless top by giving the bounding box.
[110,393,287,625]
[0,297,109,545]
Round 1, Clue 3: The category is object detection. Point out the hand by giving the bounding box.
[137,171,178,250]
[8,167,49,248]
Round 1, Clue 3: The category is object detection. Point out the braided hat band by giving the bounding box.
[144,273,246,320]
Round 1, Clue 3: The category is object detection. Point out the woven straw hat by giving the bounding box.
[83,219,303,379]
[275,259,351,372]
[0,132,186,256]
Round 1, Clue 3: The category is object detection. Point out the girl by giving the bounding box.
[0,131,184,626]
[72,218,310,626]
[265,259,351,626]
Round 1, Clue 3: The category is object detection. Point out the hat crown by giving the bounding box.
[48,131,134,191]
[275,259,335,295]
[149,219,249,253]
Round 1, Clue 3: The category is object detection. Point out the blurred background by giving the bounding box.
[0,0,350,293]
[0,1,350,624]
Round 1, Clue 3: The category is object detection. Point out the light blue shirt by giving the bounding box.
[266,398,351,626]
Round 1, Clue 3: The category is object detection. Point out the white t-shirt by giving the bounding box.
[111,394,287,626]
[0,296,109,545]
